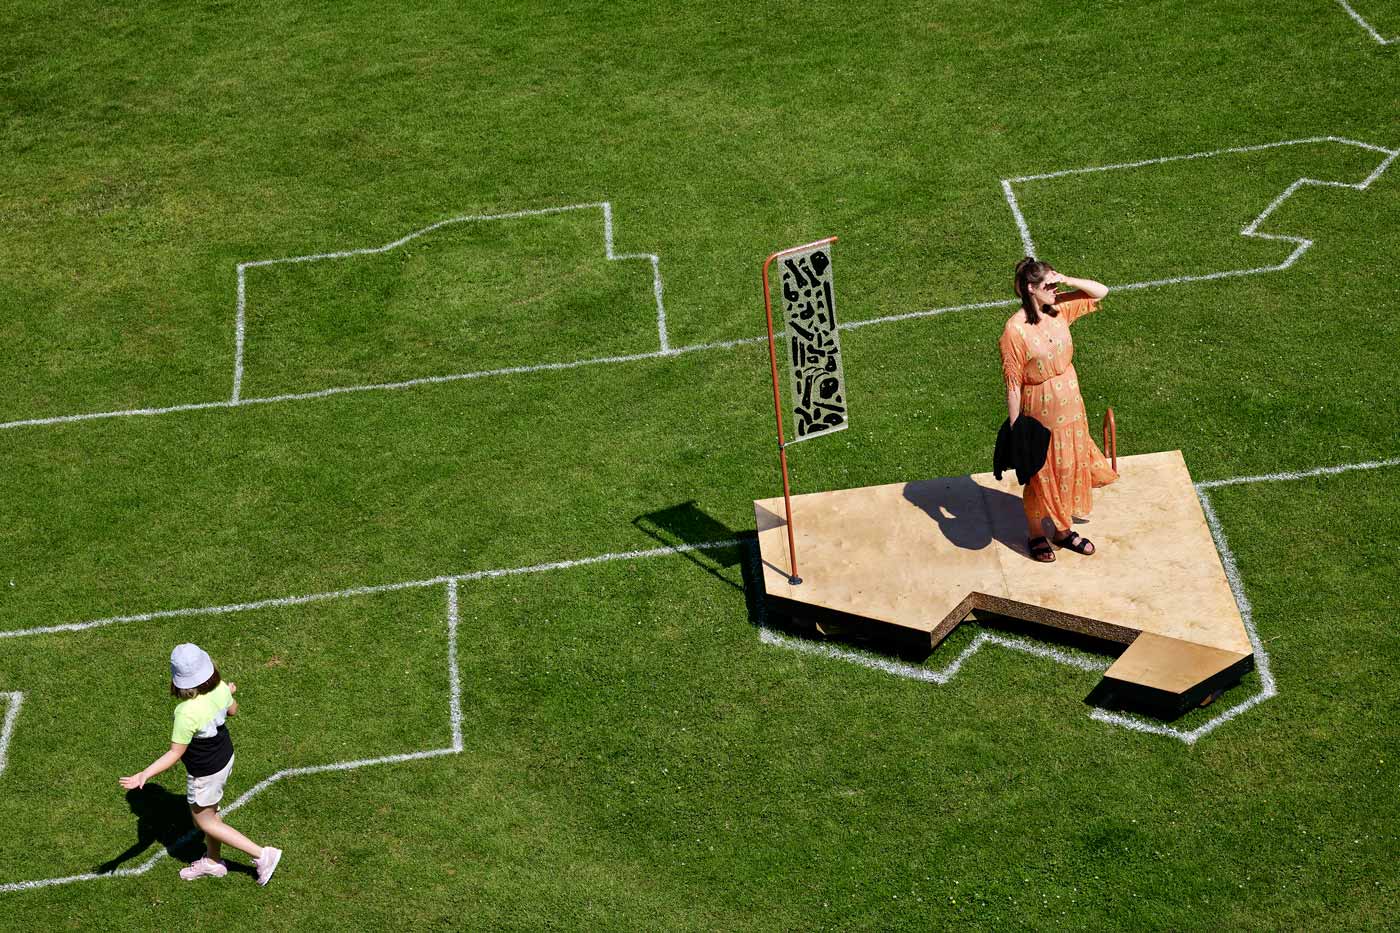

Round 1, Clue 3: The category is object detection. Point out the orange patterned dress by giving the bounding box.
[999,292,1118,536]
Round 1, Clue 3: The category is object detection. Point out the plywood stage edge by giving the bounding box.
[754,451,1253,707]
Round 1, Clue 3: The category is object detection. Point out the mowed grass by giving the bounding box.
[1,0,1398,929]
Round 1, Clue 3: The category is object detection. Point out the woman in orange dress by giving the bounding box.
[999,257,1117,562]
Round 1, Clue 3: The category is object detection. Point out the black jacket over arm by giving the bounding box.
[993,416,1051,485]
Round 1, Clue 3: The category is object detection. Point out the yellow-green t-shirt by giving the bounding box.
[171,681,234,777]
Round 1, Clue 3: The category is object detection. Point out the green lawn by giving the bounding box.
[1,0,1397,929]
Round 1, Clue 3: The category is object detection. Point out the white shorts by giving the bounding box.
[186,754,235,808]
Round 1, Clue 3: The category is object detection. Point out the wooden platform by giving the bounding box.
[754,450,1253,718]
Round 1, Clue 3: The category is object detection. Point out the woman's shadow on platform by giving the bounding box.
[93,785,207,875]
[901,475,1032,558]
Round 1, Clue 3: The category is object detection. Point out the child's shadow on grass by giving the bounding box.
[93,785,205,874]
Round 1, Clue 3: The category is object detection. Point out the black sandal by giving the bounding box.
[1052,530,1095,555]
[1028,536,1056,562]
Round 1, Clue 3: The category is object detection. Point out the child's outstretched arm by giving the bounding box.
[119,742,188,790]
[227,681,238,716]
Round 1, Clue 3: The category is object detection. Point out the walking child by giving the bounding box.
[119,643,283,884]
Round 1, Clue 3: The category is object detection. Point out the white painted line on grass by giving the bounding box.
[1004,136,1395,185]
[1003,136,1397,278]
[0,540,749,894]
[601,201,669,353]
[0,591,466,894]
[0,340,774,432]
[0,868,119,894]
[5,343,774,432]
[0,576,453,640]
[839,296,1020,330]
[760,628,1108,683]
[1196,456,1400,489]
[233,200,668,403]
[446,579,464,753]
[1002,179,1036,258]
[1086,489,1275,745]
[1334,0,1397,43]
[227,336,760,407]
[208,580,470,833]
[5,136,1393,432]
[1,450,1398,891]
[0,693,23,780]
[232,267,247,403]
[0,399,235,430]
[234,202,604,404]
[0,540,739,641]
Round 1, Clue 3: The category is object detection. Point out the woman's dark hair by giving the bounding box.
[1013,256,1057,325]
[171,666,222,700]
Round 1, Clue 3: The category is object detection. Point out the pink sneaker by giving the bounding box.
[254,846,282,886]
[179,857,228,881]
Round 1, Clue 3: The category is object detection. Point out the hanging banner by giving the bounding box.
[779,243,848,443]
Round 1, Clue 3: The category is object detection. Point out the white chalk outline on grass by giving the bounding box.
[0,543,730,894]
[0,583,465,894]
[4,135,1394,433]
[233,201,668,404]
[1002,136,1398,291]
[0,202,672,432]
[0,541,733,642]
[0,692,23,780]
[760,628,1109,680]
[759,456,1400,745]
[2,456,1398,891]
[1334,0,1397,43]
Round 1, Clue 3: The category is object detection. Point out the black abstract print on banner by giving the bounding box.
[780,246,848,442]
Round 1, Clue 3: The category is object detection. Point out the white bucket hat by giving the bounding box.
[170,643,215,689]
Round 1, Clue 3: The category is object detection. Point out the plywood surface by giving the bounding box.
[754,451,1251,658]
[1104,632,1250,694]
